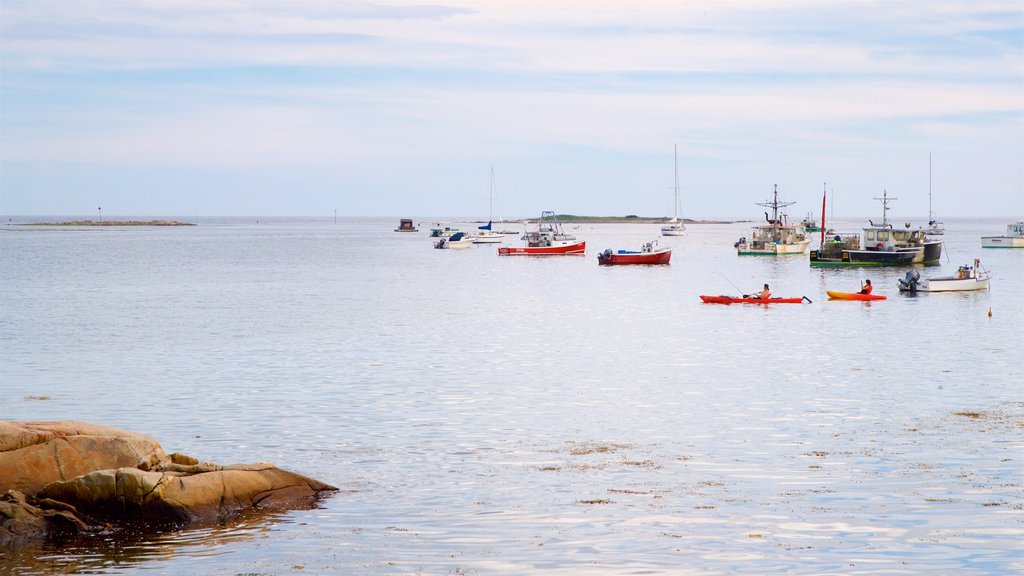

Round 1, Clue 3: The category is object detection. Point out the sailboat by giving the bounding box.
[927,153,944,235]
[472,166,504,244]
[661,145,686,236]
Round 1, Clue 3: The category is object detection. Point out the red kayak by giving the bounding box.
[826,290,886,301]
[700,295,809,304]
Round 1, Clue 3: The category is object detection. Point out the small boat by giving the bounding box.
[826,290,887,301]
[434,231,474,249]
[498,211,585,255]
[395,218,417,232]
[661,145,687,237]
[700,295,809,304]
[735,185,811,255]
[597,241,671,265]
[429,224,462,238]
[900,259,991,292]
[981,221,1024,248]
[801,213,821,232]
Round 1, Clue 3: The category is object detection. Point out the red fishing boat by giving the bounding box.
[597,241,671,265]
[498,211,586,256]
[699,295,809,304]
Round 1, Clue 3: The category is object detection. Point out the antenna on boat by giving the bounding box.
[873,190,897,228]
[756,184,796,225]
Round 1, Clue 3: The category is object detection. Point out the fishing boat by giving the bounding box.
[699,295,810,304]
[926,153,944,235]
[394,218,417,232]
[661,145,686,236]
[981,221,1024,248]
[434,231,474,249]
[899,259,991,292]
[826,290,887,301]
[429,224,462,238]
[801,213,821,232]
[597,241,671,265]
[810,190,941,266]
[498,211,586,255]
[472,167,505,244]
[734,185,810,255]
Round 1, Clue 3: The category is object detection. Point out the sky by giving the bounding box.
[1,0,1022,219]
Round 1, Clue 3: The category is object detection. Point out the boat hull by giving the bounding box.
[498,241,586,255]
[737,239,811,256]
[981,236,1024,248]
[810,248,918,267]
[826,290,887,301]
[920,277,990,292]
[699,295,805,304]
[598,249,671,265]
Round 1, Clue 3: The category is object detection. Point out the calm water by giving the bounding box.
[1,217,1022,575]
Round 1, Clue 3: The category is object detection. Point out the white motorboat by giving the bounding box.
[981,221,1024,248]
[900,259,991,292]
[434,232,474,249]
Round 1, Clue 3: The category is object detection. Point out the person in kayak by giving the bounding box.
[859,279,873,294]
[752,283,771,299]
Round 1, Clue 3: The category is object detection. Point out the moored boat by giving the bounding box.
[826,290,887,301]
[434,231,474,249]
[899,259,991,292]
[395,218,417,232]
[810,190,941,266]
[472,168,505,244]
[981,221,1024,248]
[597,240,671,265]
[661,145,687,237]
[700,295,809,304]
[734,185,810,255]
[801,212,821,232]
[429,224,462,238]
[498,211,585,255]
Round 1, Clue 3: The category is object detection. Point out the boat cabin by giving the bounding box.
[396,218,417,232]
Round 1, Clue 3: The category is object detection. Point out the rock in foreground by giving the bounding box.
[0,421,336,545]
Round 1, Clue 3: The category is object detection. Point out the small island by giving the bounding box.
[24,220,195,226]
[503,215,743,224]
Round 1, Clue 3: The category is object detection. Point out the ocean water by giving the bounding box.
[1,216,1021,575]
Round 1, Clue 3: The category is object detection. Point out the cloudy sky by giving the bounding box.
[1,1,1021,219]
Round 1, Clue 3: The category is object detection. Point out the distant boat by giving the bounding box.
[734,185,810,255]
[394,218,417,232]
[899,259,991,292]
[434,231,474,249]
[472,167,504,244]
[800,212,821,232]
[498,211,585,255]
[429,224,461,238]
[661,145,686,236]
[981,221,1024,248]
[597,240,671,265]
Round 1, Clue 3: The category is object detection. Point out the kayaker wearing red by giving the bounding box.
[859,279,873,294]
[754,283,771,299]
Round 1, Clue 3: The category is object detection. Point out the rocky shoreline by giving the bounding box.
[0,421,336,546]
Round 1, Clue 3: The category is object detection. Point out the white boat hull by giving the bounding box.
[922,276,990,292]
[981,236,1024,248]
[661,226,686,236]
[472,232,504,244]
[737,238,810,255]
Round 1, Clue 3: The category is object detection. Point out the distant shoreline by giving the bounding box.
[21,220,196,227]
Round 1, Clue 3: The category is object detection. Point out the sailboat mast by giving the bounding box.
[928,153,932,220]
[673,145,680,220]
[489,165,494,222]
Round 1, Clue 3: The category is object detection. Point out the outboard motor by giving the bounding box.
[899,269,921,293]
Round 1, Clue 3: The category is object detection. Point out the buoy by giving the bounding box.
[988,307,992,318]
